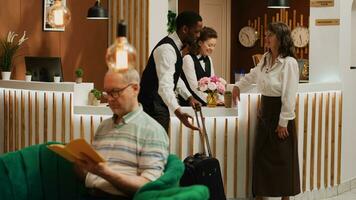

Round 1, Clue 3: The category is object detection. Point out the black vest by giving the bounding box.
[180,54,212,105]
[138,36,183,114]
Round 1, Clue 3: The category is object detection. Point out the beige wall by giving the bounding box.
[0,0,108,90]
[199,0,231,83]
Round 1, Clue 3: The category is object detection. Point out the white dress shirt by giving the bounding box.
[153,32,192,111]
[182,54,215,103]
[235,52,299,127]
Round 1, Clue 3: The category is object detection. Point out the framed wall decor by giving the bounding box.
[43,0,66,31]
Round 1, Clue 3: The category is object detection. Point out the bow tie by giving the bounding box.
[198,56,208,62]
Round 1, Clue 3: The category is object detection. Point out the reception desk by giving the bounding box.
[0,80,343,199]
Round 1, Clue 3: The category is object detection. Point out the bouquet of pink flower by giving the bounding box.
[198,75,227,95]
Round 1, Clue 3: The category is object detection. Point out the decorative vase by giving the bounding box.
[206,92,218,107]
[88,92,95,105]
[25,75,32,82]
[54,76,61,83]
[92,98,100,106]
[76,77,82,84]
[1,71,11,80]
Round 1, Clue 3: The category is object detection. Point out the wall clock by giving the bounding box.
[238,26,258,47]
[291,26,309,48]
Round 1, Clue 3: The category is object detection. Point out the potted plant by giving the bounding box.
[25,70,32,82]
[53,73,61,83]
[0,31,28,80]
[75,67,83,83]
[89,89,102,106]
[167,10,176,34]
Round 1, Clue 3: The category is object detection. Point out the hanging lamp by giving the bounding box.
[87,0,108,20]
[267,0,290,8]
[105,21,136,72]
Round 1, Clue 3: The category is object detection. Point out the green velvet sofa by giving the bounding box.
[0,143,209,200]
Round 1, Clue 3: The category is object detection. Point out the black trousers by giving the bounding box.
[142,100,170,133]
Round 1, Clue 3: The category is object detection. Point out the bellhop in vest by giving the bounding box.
[138,36,182,130]
[138,11,203,132]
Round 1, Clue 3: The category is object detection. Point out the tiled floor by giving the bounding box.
[325,188,356,200]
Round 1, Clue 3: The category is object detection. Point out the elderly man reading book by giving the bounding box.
[75,69,169,200]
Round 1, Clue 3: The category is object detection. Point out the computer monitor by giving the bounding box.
[24,56,63,82]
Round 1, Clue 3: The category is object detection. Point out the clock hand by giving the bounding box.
[244,32,250,42]
[299,35,302,45]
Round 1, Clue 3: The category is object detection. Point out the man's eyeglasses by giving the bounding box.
[102,84,133,99]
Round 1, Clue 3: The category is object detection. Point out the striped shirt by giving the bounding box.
[85,105,169,196]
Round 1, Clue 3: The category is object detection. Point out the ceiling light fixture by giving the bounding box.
[87,0,108,20]
[267,0,290,8]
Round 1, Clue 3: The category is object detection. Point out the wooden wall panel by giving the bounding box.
[230,0,309,81]
[179,0,199,14]
[0,0,108,91]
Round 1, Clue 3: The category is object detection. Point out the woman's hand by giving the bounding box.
[275,125,289,140]
[232,86,240,106]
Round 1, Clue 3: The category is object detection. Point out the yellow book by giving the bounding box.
[47,138,105,163]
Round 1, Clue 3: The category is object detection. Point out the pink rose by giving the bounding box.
[199,84,208,92]
[198,77,210,87]
[208,82,217,91]
[210,75,219,83]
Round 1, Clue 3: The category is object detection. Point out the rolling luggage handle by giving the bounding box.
[193,104,213,158]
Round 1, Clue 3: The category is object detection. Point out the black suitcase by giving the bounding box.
[180,105,226,200]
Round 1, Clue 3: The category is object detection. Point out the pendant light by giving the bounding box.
[87,0,108,20]
[267,0,290,8]
[47,0,71,28]
[106,21,136,72]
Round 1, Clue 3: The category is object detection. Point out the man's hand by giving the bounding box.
[75,153,149,195]
[232,86,240,106]
[174,108,200,130]
[275,125,289,140]
[187,96,201,109]
[75,153,108,177]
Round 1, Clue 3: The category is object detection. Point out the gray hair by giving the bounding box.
[107,68,140,84]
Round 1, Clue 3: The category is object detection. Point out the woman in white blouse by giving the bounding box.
[233,22,300,200]
[179,27,217,106]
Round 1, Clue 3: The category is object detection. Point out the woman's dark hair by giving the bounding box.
[267,22,295,58]
[190,27,218,55]
[176,11,202,30]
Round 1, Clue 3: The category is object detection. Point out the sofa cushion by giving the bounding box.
[1,151,28,200]
[0,158,13,200]
[21,145,43,200]
[134,154,209,200]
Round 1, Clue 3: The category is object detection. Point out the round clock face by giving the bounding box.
[291,26,309,48]
[238,26,258,47]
